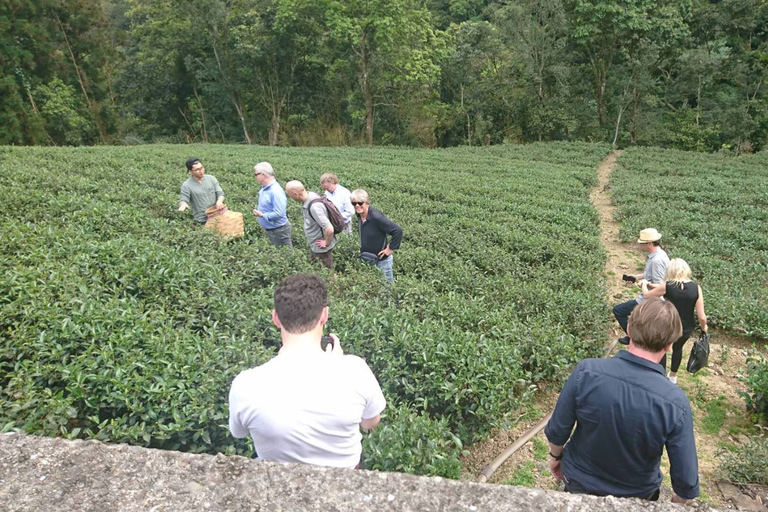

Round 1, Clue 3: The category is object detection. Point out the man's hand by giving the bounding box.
[215,199,226,210]
[378,246,393,258]
[253,209,263,218]
[324,334,343,355]
[178,202,189,212]
[548,458,562,481]
[315,239,328,249]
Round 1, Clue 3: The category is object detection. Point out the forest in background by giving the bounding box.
[2,0,767,151]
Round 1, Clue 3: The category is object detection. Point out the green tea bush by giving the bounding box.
[612,148,768,339]
[0,142,610,475]
[717,428,768,485]
[741,348,768,423]
[363,404,463,478]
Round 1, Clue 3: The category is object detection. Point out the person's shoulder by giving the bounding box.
[231,359,276,386]
[337,184,351,194]
[339,354,375,373]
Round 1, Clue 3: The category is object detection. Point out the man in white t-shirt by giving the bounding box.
[228,273,386,468]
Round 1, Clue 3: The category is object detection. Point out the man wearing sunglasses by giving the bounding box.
[351,189,402,283]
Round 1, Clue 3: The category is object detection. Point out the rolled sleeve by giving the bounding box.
[212,177,224,199]
[666,407,700,499]
[310,203,331,230]
[545,363,581,446]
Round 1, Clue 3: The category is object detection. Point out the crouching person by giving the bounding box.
[545,298,699,503]
[228,273,386,468]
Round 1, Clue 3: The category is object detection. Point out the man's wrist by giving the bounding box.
[549,451,563,461]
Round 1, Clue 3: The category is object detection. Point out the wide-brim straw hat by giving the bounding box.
[637,228,662,243]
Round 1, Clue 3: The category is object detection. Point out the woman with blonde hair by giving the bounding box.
[641,258,708,384]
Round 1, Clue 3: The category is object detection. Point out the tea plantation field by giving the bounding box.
[0,143,610,477]
[612,148,768,340]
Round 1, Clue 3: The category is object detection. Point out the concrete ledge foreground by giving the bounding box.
[0,432,715,511]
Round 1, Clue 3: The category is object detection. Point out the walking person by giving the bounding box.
[352,189,402,283]
[228,274,386,468]
[546,298,699,503]
[320,173,354,234]
[613,228,670,344]
[178,157,225,224]
[285,181,336,270]
[641,258,708,383]
[252,162,292,248]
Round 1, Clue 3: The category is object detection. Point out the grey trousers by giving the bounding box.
[265,223,293,248]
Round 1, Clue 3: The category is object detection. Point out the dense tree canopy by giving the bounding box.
[2,0,767,151]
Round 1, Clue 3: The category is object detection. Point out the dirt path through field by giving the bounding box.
[463,150,760,509]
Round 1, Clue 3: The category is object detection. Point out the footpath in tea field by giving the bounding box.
[0,142,610,477]
[466,149,768,508]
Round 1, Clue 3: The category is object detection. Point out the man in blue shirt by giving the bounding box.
[253,162,292,248]
[545,298,699,503]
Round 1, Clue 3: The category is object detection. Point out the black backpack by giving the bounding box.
[308,196,345,234]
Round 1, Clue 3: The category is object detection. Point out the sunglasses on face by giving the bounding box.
[351,202,365,206]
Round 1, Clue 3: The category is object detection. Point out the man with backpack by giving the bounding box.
[286,180,340,270]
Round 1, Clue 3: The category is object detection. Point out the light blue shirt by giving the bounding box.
[257,181,289,230]
[324,184,354,225]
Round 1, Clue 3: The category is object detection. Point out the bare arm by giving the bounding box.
[695,287,707,332]
[323,224,334,245]
[360,414,381,430]
[641,281,666,298]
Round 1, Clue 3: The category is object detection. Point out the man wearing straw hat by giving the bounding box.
[178,157,225,224]
[613,227,670,345]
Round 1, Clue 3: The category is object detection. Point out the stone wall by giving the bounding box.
[0,432,715,511]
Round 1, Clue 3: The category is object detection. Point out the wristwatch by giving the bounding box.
[549,451,563,461]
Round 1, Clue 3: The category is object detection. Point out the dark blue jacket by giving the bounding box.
[545,351,699,499]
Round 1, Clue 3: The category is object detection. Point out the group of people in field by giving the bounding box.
[546,227,708,504]
[178,157,403,283]
[180,156,707,505]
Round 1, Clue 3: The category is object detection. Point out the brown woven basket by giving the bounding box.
[204,205,245,238]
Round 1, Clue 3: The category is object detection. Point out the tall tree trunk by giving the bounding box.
[54,13,107,143]
[360,31,374,145]
[630,83,638,144]
[194,87,208,143]
[269,106,281,146]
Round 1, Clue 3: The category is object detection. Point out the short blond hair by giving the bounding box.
[628,298,682,352]
[350,189,370,204]
[320,173,338,185]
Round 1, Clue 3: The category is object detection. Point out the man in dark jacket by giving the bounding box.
[545,298,699,504]
[351,189,402,283]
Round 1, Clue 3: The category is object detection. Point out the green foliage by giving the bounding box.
[740,348,768,423]
[717,428,768,485]
[505,461,536,487]
[613,148,768,339]
[363,404,463,478]
[0,142,609,475]
[34,78,95,145]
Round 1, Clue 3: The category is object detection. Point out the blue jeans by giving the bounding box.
[613,299,638,334]
[376,255,394,283]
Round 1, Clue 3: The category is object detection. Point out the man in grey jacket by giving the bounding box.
[286,180,336,270]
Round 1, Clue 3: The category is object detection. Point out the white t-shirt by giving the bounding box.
[324,184,354,224]
[228,350,386,468]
